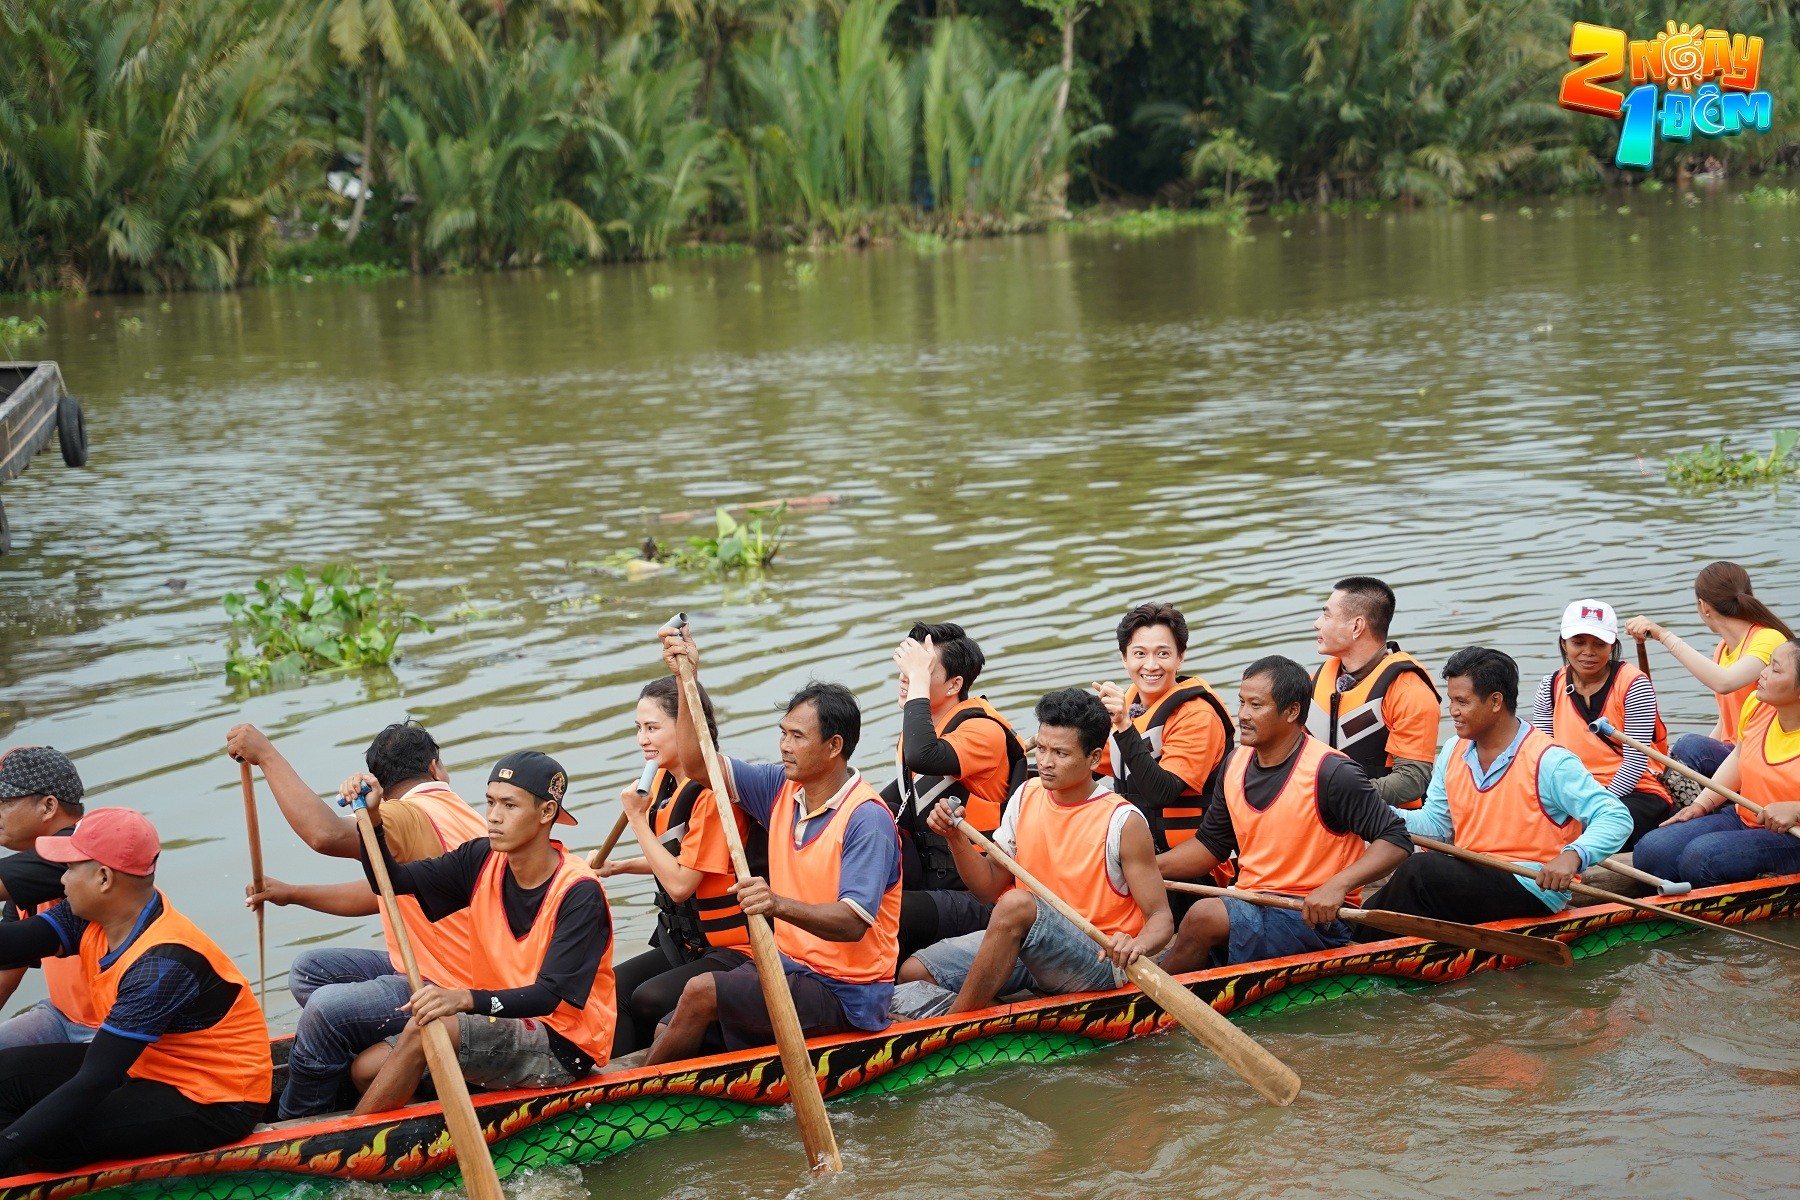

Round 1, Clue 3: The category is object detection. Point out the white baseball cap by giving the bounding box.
[1560,599,1618,644]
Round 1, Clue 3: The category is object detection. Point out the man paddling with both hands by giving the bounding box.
[1370,647,1633,925]
[895,688,1172,1014]
[644,628,902,1064]
[1158,657,1412,969]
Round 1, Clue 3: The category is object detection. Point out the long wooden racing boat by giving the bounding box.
[3,873,1795,1200]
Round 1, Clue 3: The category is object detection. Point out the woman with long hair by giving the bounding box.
[1625,561,1794,776]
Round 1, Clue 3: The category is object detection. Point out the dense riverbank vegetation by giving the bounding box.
[2,0,1795,292]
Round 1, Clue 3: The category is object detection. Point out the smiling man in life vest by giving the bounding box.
[1370,647,1633,926]
[0,748,99,1051]
[351,751,615,1112]
[1093,602,1232,852]
[1309,577,1441,809]
[0,809,270,1174]
[1158,657,1412,969]
[895,688,1172,1014]
[885,622,1025,959]
[644,628,902,1065]
[225,721,485,1118]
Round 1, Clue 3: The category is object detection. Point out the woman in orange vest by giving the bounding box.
[351,751,615,1112]
[0,808,270,1173]
[1092,602,1232,853]
[1530,599,1672,848]
[601,677,761,1056]
[895,688,1172,1016]
[1633,639,1800,887]
[1626,561,1795,777]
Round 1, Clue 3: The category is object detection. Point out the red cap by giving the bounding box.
[37,808,161,876]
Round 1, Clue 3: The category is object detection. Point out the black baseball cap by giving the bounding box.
[0,747,84,808]
[488,751,576,826]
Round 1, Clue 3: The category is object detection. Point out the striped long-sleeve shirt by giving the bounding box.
[1530,670,1659,797]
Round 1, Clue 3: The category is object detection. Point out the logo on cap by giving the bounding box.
[548,771,567,804]
[1581,606,1606,620]
[497,768,514,780]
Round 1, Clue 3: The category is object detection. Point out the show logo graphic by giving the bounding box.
[1559,21,1773,168]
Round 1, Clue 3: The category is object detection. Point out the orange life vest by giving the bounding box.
[767,776,901,984]
[1445,726,1581,864]
[1222,737,1370,904]
[894,696,1026,890]
[1100,676,1232,850]
[467,845,614,1067]
[83,894,271,1106]
[384,782,486,987]
[1308,645,1439,785]
[1010,780,1145,940]
[1548,663,1670,802]
[644,768,757,955]
[1716,626,1772,743]
[1734,702,1800,829]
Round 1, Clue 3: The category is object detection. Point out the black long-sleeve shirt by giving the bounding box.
[900,697,964,778]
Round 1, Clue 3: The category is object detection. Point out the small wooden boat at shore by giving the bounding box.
[3,873,1795,1200]
[0,361,89,555]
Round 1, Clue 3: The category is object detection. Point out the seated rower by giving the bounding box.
[1093,602,1232,853]
[1371,648,1633,926]
[0,748,99,1051]
[1632,638,1800,887]
[644,629,901,1064]
[896,689,1171,1012]
[1159,657,1411,970]
[1309,576,1441,809]
[1626,561,1794,776]
[602,677,762,1056]
[1530,599,1672,848]
[225,721,484,1119]
[0,809,269,1173]
[885,622,1024,959]
[352,752,614,1112]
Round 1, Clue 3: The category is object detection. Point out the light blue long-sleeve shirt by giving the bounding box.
[1397,719,1634,911]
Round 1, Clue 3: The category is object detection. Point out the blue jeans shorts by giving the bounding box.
[916,898,1122,998]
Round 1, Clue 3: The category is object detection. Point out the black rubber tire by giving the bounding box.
[0,496,11,557]
[57,394,88,468]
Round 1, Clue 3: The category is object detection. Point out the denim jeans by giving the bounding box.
[1633,808,1800,887]
[1670,733,1733,778]
[280,947,410,1119]
[0,1000,98,1052]
[915,899,1121,997]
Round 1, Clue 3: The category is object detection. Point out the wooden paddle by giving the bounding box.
[1592,717,1800,842]
[588,761,656,870]
[1165,880,1573,967]
[662,614,842,1175]
[951,818,1301,1105]
[238,762,267,1006]
[350,788,505,1200]
[1411,834,1800,956]
[1600,855,1691,895]
[1636,637,1653,677]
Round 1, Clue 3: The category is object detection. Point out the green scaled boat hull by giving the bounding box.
[6,875,1795,1200]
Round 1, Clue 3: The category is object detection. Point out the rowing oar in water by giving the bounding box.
[1164,880,1573,967]
[951,819,1301,1105]
[348,785,505,1200]
[1591,717,1800,842]
[238,762,267,1007]
[662,614,842,1174]
[1410,834,1800,957]
[588,761,656,870]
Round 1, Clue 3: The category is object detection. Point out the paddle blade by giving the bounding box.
[1125,959,1301,1105]
[1353,908,1573,967]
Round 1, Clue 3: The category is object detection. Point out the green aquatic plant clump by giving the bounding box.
[223,565,431,683]
[0,316,47,359]
[1664,429,1800,490]
[609,504,787,578]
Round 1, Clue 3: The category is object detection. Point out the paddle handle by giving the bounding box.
[662,615,842,1175]
[1600,855,1691,895]
[954,819,1300,1106]
[1592,718,1798,840]
[239,763,267,1007]
[1409,833,1800,956]
[587,761,654,869]
[350,795,504,1200]
[1636,638,1652,678]
[1166,879,1367,919]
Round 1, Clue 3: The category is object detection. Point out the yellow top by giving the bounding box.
[1739,694,1800,761]
[1723,626,1786,671]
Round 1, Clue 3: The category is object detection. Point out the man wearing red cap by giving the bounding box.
[348,751,616,1112]
[0,808,270,1172]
